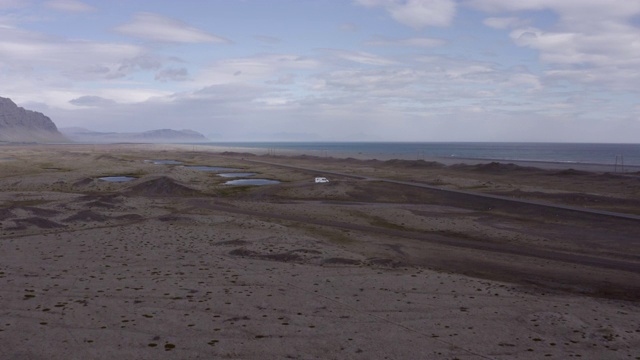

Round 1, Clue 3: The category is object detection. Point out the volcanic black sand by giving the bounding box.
[1,143,639,359]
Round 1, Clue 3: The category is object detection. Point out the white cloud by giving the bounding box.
[324,49,396,66]
[356,0,457,28]
[114,13,230,43]
[194,54,319,87]
[69,95,116,107]
[45,0,95,13]
[483,17,529,29]
[366,36,445,47]
[0,26,147,80]
[472,0,640,92]
[155,67,190,82]
[467,0,640,20]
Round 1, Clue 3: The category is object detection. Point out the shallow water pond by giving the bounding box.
[224,179,280,186]
[218,172,257,178]
[98,176,137,182]
[145,159,183,165]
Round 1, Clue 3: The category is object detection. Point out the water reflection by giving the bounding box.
[99,176,136,182]
[144,160,183,165]
[217,172,257,178]
[224,179,280,186]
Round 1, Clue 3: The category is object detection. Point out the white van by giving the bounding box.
[315,177,329,183]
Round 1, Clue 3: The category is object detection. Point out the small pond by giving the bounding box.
[98,176,137,182]
[218,172,257,178]
[145,160,183,165]
[186,166,241,172]
[224,179,280,186]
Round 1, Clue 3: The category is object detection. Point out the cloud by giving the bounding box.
[468,0,640,20]
[365,36,445,47]
[155,67,190,82]
[483,17,529,29]
[355,0,457,28]
[266,74,296,85]
[472,0,640,91]
[69,95,116,107]
[0,26,147,80]
[45,0,96,13]
[193,54,319,87]
[115,55,162,77]
[114,13,230,43]
[323,49,396,66]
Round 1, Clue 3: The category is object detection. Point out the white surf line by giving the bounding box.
[242,158,640,222]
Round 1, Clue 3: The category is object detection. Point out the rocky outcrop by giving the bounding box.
[0,97,67,142]
[61,127,209,143]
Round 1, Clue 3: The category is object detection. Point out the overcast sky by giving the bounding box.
[1,0,639,142]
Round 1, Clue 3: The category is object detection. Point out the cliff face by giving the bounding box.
[0,97,67,142]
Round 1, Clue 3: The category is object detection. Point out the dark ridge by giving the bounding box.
[76,193,123,204]
[551,168,591,176]
[115,214,144,221]
[84,200,116,209]
[322,257,362,266]
[0,208,15,220]
[63,210,108,222]
[14,206,59,217]
[125,176,200,197]
[221,151,256,157]
[229,248,259,257]
[451,162,540,174]
[383,159,446,168]
[73,178,94,187]
[14,217,66,229]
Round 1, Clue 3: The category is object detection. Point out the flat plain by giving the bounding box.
[1,144,639,359]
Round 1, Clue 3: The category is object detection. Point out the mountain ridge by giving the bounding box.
[60,127,209,143]
[0,97,67,142]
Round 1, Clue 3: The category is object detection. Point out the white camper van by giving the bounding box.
[315,177,329,183]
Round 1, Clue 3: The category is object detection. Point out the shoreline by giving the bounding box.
[3,142,640,172]
[141,142,640,173]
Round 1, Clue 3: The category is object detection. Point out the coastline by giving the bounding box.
[172,142,640,173]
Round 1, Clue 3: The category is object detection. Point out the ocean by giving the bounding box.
[200,142,640,170]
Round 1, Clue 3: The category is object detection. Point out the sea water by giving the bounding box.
[200,142,640,168]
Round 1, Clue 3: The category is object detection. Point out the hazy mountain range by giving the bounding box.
[60,127,209,143]
[1,96,208,144]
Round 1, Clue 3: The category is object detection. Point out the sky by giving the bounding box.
[1,0,639,142]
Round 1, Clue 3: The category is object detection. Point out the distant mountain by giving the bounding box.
[0,97,67,143]
[60,127,209,143]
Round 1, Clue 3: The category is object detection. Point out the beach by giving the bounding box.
[1,143,639,359]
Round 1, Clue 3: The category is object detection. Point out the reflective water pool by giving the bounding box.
[145,160,183,165]
[217,172,257,178]
[98,176,137,182]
